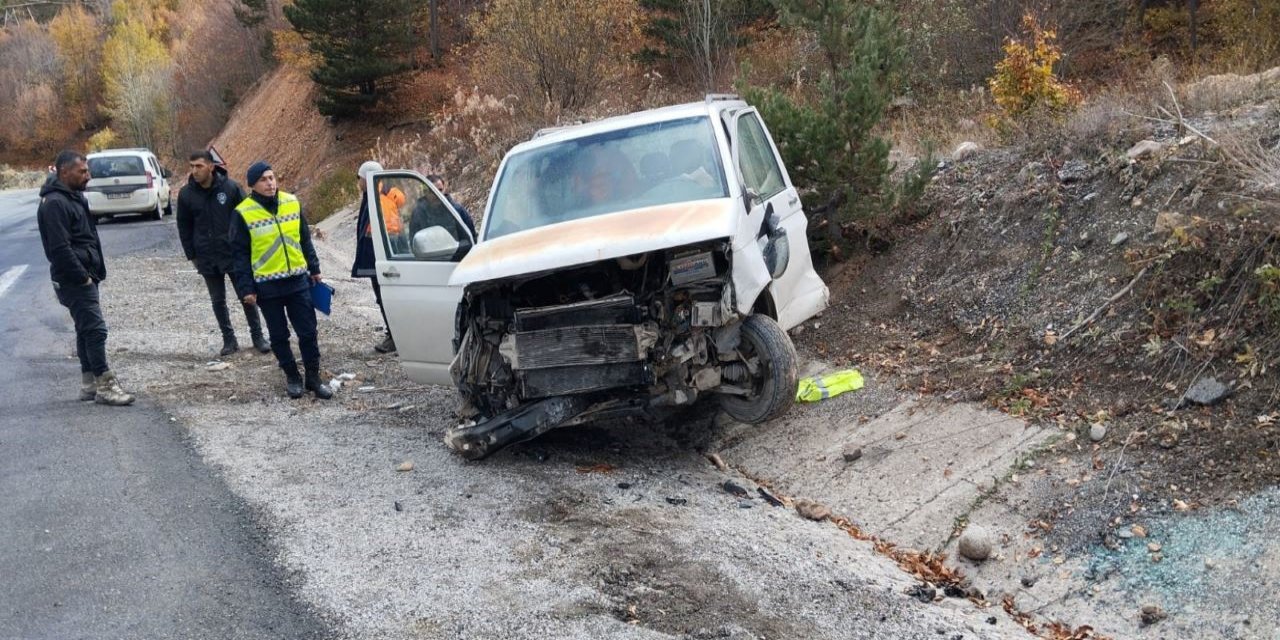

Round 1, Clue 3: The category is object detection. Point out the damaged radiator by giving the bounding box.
[503,295,654,397]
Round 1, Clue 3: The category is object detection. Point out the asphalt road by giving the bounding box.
[0,190,332,640]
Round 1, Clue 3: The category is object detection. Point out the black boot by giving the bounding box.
[220,334,240,357]
[211,287,237,356]
[244,303,271,353]
[284,365,304,399]
[304,364,333,400]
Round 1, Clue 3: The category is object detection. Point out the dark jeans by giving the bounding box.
[54,281,109,376]
[257,287,320,371]
[202,272,264,339]
[370,277,392,338]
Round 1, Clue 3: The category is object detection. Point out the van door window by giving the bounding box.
[735,113,786,200]
[373,175,472,262]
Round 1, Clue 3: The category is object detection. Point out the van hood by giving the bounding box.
[450,198,737,286]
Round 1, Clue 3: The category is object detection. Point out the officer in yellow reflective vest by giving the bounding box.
[229,161,333,399]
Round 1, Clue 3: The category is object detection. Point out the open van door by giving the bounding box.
[365,170,475,386]
[727,108,828,330]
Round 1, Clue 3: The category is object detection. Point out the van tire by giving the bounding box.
[150,201,163,221]
[718,314,798,424]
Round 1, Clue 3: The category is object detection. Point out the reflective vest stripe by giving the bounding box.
[236,192,307,284]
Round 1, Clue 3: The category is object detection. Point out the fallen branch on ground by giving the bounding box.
[1057,266,1150,344]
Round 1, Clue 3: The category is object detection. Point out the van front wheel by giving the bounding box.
[718,314,798,424]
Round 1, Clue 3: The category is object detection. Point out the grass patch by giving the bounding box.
[307,168,358,224]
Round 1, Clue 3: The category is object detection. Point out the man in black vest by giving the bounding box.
[177,150,269,356]
[37,150,135,406]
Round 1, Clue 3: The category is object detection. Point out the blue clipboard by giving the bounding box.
[311,281,335,316]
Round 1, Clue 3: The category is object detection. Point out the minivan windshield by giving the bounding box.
[484,116,729,240]
[88,156,145,178]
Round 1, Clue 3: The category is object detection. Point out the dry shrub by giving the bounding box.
[1220,127,1280,199]
[884,88,994,161]
[470,0,641,117]
[272,28,320,71]
[736,24,819,92]
[1060,91,1151,155]
[1181,66,1280,114]
[370,88,534,218]
[988,14,1081,120]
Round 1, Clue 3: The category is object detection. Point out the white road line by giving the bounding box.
[0,264,29,300]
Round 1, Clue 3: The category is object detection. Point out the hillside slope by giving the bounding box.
[209,67,339,193]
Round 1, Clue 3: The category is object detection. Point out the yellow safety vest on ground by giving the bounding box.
[236,192,309,283]
[796,369,865,402]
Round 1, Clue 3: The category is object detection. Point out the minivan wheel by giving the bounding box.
[718,314,798,424]
[163,201,172,217]
[150,201,163,221]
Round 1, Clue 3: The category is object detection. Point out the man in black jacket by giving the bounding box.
[36,150,135,406]
[177,150,269,356]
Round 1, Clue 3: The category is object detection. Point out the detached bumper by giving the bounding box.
[445,395,590,460]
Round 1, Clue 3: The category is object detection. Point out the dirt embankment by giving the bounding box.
[786,68,1280,639]
[209,67,342,194]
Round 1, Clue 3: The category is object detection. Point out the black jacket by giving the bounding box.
[176,167,247,275]
[351,197,377,278]
[228,191,321,300]
[37,178,106,287]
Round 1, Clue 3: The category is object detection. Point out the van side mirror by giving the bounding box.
[411,226,463,262]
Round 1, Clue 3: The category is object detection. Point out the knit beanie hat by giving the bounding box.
[246,161,272,188]
[357,160,383,179]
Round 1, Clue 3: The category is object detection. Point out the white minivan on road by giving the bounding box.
[84,148,172,221]
[366,96,829,458]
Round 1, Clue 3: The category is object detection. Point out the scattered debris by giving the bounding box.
[665,497,688,506]
[841,445,864,462]
[958,526,994,562]
[952,141,982,161]
[575,463,616,474]
[905,583,936,603]
[1140,604,1167,626]
[794,498,832,521]
[706,453,727,471]
[393,500,403,512]
[1089,423,1108,442]
[1109,232,1129,247]
[1126,140,1164,160]
[722,481,750,498]
[1056,160,1089,183]
[1153,211,1191,234]
[1183,377,1230,407]
[756,487,785,507]
[205,362,231,372]
[395,460,414,472]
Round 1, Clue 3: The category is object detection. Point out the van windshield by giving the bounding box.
[88,156,145,178]
[484,116,729,240]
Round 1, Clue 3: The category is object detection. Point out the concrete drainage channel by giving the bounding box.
[703,372,1112,640]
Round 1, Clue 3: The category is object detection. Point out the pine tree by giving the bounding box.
[738,0,921,256]
[283,0,416,117]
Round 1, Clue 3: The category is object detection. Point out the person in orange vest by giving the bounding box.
[351,161,402,354]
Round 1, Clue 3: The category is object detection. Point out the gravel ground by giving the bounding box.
[95,211,1031,640]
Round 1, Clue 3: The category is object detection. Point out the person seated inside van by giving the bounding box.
[668,138,717,189]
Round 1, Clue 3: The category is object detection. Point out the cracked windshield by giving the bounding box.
[484,116,729,239]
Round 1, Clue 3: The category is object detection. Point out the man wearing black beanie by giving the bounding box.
[228,161,333,399]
